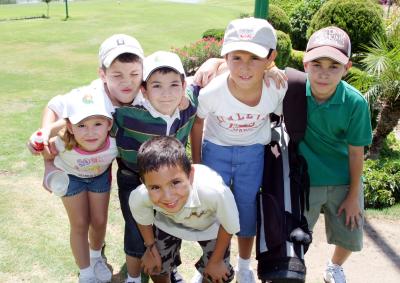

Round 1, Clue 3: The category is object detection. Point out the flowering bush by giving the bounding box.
[172,38,222,76]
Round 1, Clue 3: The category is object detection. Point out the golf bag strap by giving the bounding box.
[283,67,307,144]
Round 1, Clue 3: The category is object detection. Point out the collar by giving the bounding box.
[136,95,181,122]
[306,78,345,106]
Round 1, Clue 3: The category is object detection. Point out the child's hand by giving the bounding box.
[178,94,190,111]
[337,195,362,231]
[264,66,288,89]
[204,259,230,283]
[27,129,50,155]
[193,58,224,87]
[41,136,59,160]
[141,244,162,275]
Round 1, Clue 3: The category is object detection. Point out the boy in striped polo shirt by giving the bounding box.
[111,51,200,282]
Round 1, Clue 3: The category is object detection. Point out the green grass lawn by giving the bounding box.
[0,1,252,282]
[1,1,399,282]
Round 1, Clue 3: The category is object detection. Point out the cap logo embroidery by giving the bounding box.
[116,38,125,46]
[238,29,255,40]
[315,29,345,48]
[82,94,94,104]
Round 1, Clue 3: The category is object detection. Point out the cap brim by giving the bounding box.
[303,46,349,64]
[221,42,269,58]
[143,65,185,81]
[102,46,144,67]
[69,113,112,124]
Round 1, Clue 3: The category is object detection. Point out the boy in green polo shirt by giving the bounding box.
[300,27,372,283]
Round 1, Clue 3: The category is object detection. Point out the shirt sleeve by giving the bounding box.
[272,80,287,116]
[196,88,215,119]
[47,95,66,119]
[129,185,155,226]
[346,96,372,146]
[202,170,240,235]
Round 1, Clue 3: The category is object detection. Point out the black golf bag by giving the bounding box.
[256,68,312,283]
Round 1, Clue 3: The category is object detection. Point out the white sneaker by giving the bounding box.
[90,256,112,282]
[235,268,256,283]
[323,260,346,283]
[190,270,203,283]
[79,275,98,283]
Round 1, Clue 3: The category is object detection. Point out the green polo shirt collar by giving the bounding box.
[306,78,345,106]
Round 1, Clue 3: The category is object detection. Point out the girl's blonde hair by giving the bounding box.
[59,119,78,150]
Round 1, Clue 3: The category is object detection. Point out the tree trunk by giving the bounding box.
[366,98,400,159]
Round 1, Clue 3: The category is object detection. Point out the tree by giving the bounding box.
[42,0,52,18]
[349,19,400,159]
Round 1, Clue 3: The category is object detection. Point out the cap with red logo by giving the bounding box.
[221,17,277,58]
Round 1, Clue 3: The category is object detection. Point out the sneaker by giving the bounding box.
[235,268,256,283]
[90,256,112,283]
[190,270,203,283]
[323,261,346,283]
[171,268,186,283]
[79,275,98,283]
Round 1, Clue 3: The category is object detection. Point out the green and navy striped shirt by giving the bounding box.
[111,85,200,172]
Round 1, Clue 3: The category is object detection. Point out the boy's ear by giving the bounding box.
[98,67,106,83]
[141,85,148,99]
[303,62,309,72]
[189,165,195,185]
[343,61,352,77]
[267,50,277,63]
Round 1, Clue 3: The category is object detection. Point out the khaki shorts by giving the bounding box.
[305,185,364,251]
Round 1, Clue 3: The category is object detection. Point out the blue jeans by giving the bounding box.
[65,167,111,197]
[202,140,264,237]
[117,168,146,258]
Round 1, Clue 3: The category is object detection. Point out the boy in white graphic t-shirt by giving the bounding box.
[191,17,287,283]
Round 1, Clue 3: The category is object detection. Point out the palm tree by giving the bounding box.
[349,18,400,159]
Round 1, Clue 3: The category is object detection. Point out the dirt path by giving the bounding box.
[304,216,400,283]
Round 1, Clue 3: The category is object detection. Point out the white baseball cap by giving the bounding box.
[99,34,144,68]
[143,51,185,81]
[63,86,113,124]
[221,17,277,58]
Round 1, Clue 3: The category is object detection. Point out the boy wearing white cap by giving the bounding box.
[111,50,199,283]
[301,27,372,283]
[191,17,287,283]
[28,34,145,283]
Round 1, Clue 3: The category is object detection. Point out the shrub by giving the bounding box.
[287,49,304,70]
[267,5,292,34]
[308,0,385,55]
[172,38,222,76]
[289,0,328,50]
[275,30,292,68]
[202,29,225,41]
[364,158,400,208]
[270,0,303,16]
[364,133,400,208]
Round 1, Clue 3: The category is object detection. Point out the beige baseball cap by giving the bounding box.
[303,26,351,64]
[99,34,144,68]
[221,17,277,58]
[143,51,185,81]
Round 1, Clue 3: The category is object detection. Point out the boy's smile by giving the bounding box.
[143,165,194,214]
[304,58,351,103]
[142,71,186,116]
